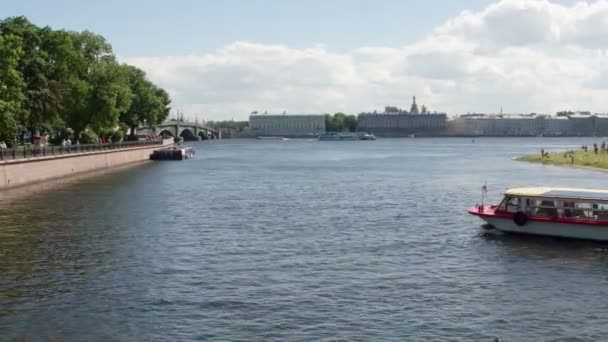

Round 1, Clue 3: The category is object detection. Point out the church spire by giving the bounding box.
[410,95,419,114]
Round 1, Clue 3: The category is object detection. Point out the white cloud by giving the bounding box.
[122,0,608,121]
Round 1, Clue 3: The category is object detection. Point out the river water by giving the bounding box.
[1,137,608,341]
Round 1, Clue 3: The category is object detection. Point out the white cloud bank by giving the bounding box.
[123,0,608,120]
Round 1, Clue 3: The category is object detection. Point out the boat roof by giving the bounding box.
[505,187,608,200]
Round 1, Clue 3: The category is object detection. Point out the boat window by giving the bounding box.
[594,204,608,220]
[524,198,539,215]
[506,197,519,213]
[496,197,508,211]
[562,201,576,219]
[524,200,608,220]
[569,202,608,220]
[573,202,592,219]
[533,200,558,218]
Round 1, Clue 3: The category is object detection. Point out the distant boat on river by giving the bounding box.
[318,132,376,141]
[257,136,289,140]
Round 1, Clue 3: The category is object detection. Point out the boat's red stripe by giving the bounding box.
[468,206,608,227]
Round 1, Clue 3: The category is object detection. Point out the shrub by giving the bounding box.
[49,135,63,146]
[97,128,114,140]
[111,130,124,143]
[80,130,98,144]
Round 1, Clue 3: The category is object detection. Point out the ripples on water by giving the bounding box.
[1,138,608,341]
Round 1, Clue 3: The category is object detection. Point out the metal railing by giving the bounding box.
[0,139,164,161]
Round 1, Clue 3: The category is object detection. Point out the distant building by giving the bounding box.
[357,97,447,136]
[249,113,325,136]
[538,115,571,136]
[566,112,608,136]
[594,114,608,135]
[446,112,608,136]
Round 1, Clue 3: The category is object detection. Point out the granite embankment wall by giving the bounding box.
[0,138,173,190]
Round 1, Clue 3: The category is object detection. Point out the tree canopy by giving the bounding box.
[325,113,358,132]
[0,33,25,141]
[0,16,170,144]
[205,120,249,131]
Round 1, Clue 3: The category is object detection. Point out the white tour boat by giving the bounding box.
[318,132,376,141]
[469,187,608,241]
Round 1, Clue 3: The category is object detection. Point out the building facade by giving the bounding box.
[358,113,447,136]
[446,112,608,136]
[249,114,325,136]
[357,97,448,136]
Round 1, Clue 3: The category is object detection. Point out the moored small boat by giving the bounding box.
[469,187,608,241]
[150,146,195,160]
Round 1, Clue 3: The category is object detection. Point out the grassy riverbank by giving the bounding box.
[517,150,608,170]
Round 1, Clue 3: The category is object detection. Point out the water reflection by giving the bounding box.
[0,163,155,309]
[478,227,608,261]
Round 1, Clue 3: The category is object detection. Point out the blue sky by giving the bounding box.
[2,0,602,120]
[6,0,507,56]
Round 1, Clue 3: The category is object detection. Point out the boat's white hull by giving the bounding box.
[318,133,376,141]
[482,216,608,241]
[257,136,285,140]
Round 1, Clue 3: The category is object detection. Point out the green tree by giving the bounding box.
[325,112,358,132]
[325,113,344,132]
[154,87,171,125]
[324,114,333,131]
[0,17,65,138]
[0,33,26,142]
[61,76,91,140]
[87,59,132,132]
[206,120,248,130]
[39,29,86,136]
[60,32,132,140]
[0,16,172,143]
[120,65,171,138]
[343,114,358,132]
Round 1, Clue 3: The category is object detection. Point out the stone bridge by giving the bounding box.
[140,120,219,141]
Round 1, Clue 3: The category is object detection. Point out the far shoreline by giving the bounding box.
[516,148,608,172]
[220,134,608,139]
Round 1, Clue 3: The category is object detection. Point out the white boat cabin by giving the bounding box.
[496,187,608,221]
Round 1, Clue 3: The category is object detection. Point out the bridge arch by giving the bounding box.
[149,121,218,139]
[179,128,196,141]
[158,129,174,137]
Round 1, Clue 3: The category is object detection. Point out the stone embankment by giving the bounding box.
[0,138,173,190]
